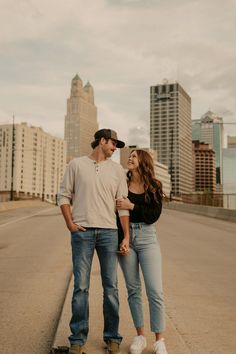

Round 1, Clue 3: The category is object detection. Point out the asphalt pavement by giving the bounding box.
[1,201,236,354]
[52,208,236,354]
[51,253,191,354]
[0,201,72,354]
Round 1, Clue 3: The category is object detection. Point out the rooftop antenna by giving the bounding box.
[177,63,179,83]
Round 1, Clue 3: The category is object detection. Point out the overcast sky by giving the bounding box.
[0,0,236,148]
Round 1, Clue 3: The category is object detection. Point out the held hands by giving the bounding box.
[116,197,134,210]
[118,237,129,256]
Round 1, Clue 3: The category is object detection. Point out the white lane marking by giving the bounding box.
[0,208,56,227]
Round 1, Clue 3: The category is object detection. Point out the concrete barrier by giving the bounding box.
[164,201,236,223]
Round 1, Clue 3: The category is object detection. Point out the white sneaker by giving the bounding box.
[129,335,147,354]
[153,338,168,354]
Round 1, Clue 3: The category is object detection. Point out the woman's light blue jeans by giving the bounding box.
[69,228,122,346]
[119,223,165,333]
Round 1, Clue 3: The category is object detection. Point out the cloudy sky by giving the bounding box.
[0,0,236,148]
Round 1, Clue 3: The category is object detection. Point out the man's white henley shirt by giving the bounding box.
[58,156,129,229]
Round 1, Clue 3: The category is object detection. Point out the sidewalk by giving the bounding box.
[51,254,191,354]
[0,199,54,212]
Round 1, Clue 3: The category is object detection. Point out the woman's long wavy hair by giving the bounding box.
[127,149,164,202]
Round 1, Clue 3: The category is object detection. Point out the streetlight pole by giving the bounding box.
[169,127,174,201]
[42,145,45,202]
[10,115,15,201]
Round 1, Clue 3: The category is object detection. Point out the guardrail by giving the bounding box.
[168,193,236,209]
[164,201,236,223]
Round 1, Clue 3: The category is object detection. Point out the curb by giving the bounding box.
[50,271,73,354]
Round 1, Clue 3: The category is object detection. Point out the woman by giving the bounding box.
[116,149,168,354]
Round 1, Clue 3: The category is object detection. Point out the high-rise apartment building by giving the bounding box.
[0,122,66,202]
[120,146,171,197]
[192,111,224,184]
[227,136,236,148]
[192,140,216,193]
[150,81,192,195]
[64,74,98,162]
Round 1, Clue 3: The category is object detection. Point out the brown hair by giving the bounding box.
[127,149,163,201]
[90,138,109,149]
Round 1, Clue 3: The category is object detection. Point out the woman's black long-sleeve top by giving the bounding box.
[117,188,162,243]
[128,190,162,224]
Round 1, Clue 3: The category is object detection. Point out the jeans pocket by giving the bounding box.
[71,229,79,235]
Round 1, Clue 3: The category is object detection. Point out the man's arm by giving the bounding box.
[60,204,85,232]
[118,215,129,254]
[58,160,86,232]
[116,166,130,254]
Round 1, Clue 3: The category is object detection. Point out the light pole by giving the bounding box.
[42,146,45,202]
[169,127,174,201]
[10,115,15,201]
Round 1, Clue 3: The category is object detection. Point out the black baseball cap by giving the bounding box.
[94,129,125,148]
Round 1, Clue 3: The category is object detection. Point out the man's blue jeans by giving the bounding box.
[69,228,122,346]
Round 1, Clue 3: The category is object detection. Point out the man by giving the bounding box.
[58,129,130,354]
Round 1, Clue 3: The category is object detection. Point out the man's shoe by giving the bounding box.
[129,335,147,354]
[106,341,121,354]
[153,338,168,354]
[69,344,86,354]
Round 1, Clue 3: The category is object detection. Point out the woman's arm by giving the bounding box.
[117,194,162,224]
[116,197,134,210]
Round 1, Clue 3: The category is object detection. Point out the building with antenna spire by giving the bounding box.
[192,110,224,186]
[64,74,98,162]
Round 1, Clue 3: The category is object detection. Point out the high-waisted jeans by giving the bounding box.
[119,223,165,333]
[69,228,122,346]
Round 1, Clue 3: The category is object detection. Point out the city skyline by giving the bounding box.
[0,0,236,146]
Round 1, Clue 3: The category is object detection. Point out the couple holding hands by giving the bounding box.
[59,129,168,354]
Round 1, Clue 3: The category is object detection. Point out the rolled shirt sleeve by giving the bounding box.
[116,167,129,217]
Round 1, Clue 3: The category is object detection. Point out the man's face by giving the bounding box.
[101,138,117,157]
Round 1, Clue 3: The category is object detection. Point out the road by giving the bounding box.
[0,205,72,354]
[0,204,236,354]
[158,209,236,354]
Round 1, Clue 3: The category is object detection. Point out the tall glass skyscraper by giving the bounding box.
[150,81,193,195]
[192,111,224,184]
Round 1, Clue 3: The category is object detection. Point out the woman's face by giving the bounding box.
[127,150,139,171]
